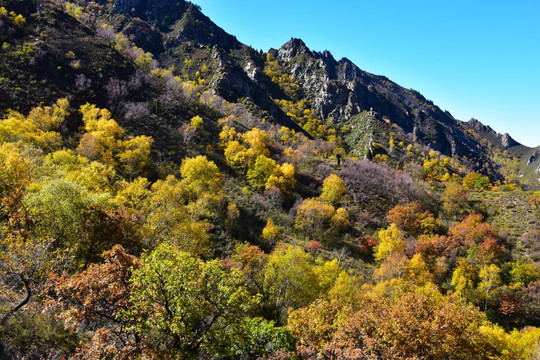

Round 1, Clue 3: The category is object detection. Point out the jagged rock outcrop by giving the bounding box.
[270,38,491,160]
[466,118,519,149]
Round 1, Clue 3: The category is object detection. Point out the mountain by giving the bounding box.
[2,1,540,359]
[5,0,537,187]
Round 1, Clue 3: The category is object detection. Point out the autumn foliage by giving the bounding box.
[0,26,538,358]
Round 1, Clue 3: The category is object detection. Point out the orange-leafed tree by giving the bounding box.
[46,245,146,360]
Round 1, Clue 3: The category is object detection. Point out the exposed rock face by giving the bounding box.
[92,1,534,180]
[466,118,519,149]
[528,149,539,166]
[270,38,489,160]
[122,18,164,53]
[278,38,313,62]
[500,133,515,148]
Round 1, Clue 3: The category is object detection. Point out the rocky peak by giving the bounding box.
[337,57,360,81]
[467,118,495,134]
[499,133,518,149]
[313,50,337,66]
[278,38,313,62]
[466,118,519,149]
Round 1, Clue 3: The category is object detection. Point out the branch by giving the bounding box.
[1,274,31,324]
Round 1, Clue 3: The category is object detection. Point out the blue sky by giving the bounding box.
[194,0,540,147]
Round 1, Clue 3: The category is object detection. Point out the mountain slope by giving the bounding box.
[1,0,538,187]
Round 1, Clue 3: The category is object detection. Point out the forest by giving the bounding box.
[0,0,539,359]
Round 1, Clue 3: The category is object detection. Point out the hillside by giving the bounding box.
[0,0,539,359]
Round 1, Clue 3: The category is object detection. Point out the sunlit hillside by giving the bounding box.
[1,0,539,358]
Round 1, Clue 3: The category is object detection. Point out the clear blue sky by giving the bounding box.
[195,0,540,147]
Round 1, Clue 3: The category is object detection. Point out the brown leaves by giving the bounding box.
[46,246,141,358]
[292,290,490,360]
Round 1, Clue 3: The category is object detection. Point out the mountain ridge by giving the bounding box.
[1,0,538,186]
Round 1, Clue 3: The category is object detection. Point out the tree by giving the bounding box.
[295,199,336,240]
[407,254,433,285]
[0,236,57,324]
[261,218,281,247]
[23,179,111,251]
[306,240,323,256]
[113,176,151,211]
[264,185,283,208]
[78,206,143,268]
[314,258,344,295]
[340,160,429,220]
[333,147,346,166]
[374,224,405,262]
[218,125,238,148]
[288,300,349,358]
[180,155,223,195]
[327,291,493,360]
[77,103,124,165]
[224,140,248,170]
[320,174,346,205]
[451,259,477,301]
[116,135,153,181]
[46,245,146,359]
[190,115,204,130]
[386,201,442,236]
[129,243,290,358]
[265,162,295,200]
[225,203,240,230]
[41,149,115,193]
[0,99,69,151]
[289,283,535,360]
[478,263,501,311]
[179,155,225,220]
[441,182,470,219]
[264,243,320,321]
[463,172,491,190]
[510,260,540,286]
[242,128,270,158]
[230,243,268,295]
[373,251,409,281]
[142,175,211,255]
[448,213,497,246]
[247,154,276,190]
[179,123,198,143]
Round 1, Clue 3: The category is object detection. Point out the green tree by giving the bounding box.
[129,243,289,358]
[247,154,276,190]
[23,179,110,251]
[463,172,491,190]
